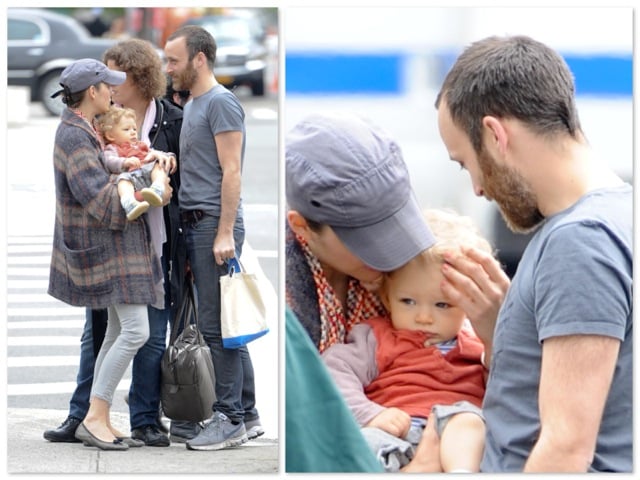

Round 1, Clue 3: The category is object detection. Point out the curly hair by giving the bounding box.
[95,105,136,143]
[102,38,166,100]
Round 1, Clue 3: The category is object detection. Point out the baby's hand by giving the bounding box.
[124,157,142,170]
[366,407,411,438]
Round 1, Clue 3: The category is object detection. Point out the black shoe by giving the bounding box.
[170,420,203,443]
[75,423,129,451]
[43,416,82,443]
[131,424,170,447]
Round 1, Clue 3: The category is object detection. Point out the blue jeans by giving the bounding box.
[68,309,99,420]
[184,214,259,423]
[129,302,169,429]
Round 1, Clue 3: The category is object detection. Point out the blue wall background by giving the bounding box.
[286,51,632,97]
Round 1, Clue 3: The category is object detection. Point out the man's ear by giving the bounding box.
[482,115,508,157]
[287,210,310,238]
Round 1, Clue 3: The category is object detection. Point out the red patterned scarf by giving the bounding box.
[297,234,387,353]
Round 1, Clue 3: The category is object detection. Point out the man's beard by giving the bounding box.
[174,62,198,91]
[478,148,544,234]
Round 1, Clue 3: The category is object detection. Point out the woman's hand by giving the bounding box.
[441,246,510,361]
[146,150,176,174]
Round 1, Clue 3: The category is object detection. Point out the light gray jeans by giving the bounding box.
[91,304,149,404]
[362,401,484,472]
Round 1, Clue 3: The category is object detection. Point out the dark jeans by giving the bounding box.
[184,214,259,423]
[129,303,169,429]
[68,309,99,421]
[68,259,170,429]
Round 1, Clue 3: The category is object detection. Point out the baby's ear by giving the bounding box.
[378,277,391,311]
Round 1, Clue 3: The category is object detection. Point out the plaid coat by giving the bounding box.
[48,109,162,308]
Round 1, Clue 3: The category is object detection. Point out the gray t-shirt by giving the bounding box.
[178,84,245,218]
[481,185,632,472]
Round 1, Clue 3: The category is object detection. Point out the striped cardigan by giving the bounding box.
[48,108,162,308]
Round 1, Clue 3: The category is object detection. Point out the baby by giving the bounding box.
[323,208,494,473]
[96,105,170,220]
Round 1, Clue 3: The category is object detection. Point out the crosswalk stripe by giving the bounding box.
[7,245,53,254]
[7,236,53,245]
[8,293,73,303]
[8,356,81,367]
[7,257,51,265]
[8,320,85,329]
[8,308,84,317]
[7,280,50,289]
[8,379,131,396]
[9,336,83,346]
[7,267,50,277]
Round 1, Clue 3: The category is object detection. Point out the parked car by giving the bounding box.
[7,8,118,116]
[183,13,268,96]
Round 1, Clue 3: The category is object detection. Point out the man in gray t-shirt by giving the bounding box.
[165,25,263,451]
[433,35,632,472]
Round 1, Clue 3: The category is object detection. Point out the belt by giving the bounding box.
[180,209,206,226]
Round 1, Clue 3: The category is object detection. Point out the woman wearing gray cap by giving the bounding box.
[48,58,171,450]
[285,112,438,353]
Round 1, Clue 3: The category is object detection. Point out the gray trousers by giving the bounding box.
[362,401,484,472]
[91,304,149,404]
[117,161,156,192]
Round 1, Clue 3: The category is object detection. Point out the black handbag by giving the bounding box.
[160,275,216,422]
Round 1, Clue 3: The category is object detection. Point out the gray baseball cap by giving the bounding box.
[286,112,435,271]
[55,58,126,95]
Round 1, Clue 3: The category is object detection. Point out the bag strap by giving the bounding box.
[168,274,197,345]
[149,98,164,148]
[227,256,242,276]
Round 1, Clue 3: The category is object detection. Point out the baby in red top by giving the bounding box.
[323,208,494,473]
[96,106,170,220]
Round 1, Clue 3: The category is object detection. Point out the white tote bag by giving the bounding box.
[220,256,269,348]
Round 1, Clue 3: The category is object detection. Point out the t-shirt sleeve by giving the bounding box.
[534,221,631,343]
[207,92,245,136]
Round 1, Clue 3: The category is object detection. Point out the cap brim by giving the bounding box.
[333,192,435,271]
[104,70,126,86]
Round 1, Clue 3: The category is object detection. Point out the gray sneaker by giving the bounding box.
[245,418,264,440]
[186,412,248,451]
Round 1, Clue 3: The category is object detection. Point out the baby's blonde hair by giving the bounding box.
[421,208,494,262]
[95,105,137,144]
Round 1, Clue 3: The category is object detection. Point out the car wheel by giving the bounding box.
[251,77,265,97]
[39,70,65,117]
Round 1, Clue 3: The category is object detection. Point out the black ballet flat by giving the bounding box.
[75,423,129,451]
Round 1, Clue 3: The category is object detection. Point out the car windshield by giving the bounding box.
[9,18,45,41]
